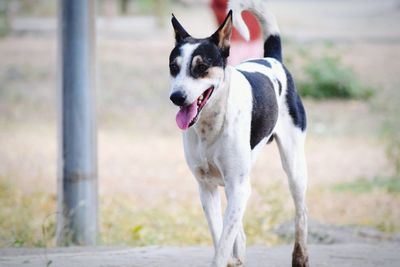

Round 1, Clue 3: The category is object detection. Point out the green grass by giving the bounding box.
[332,177,400,194]
[298,55,373,100]
[285,43,374,100]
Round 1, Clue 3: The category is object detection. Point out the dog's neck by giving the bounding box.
[191,67,232,143]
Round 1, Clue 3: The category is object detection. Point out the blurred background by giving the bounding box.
[0,0,399,248]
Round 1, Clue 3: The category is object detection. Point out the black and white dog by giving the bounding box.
[168,0,308,266]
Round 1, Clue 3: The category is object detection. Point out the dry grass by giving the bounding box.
[309,186,400,233]
[1,124,399,248]
[0,181,56,247]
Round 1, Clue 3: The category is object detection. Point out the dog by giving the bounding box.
[168,0,309,266]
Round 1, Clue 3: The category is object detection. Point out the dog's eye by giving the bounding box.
[169,63,180,76]
[195,63,208,74]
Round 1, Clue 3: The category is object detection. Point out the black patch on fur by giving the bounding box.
[169,43,183,63]
[169,38,226,79]
[283,66,307,131]
[246,59,272,68]
[169,44,184,77]
[190,41,225,78]
[238,70,278,149]
[169,62,180,76]
[192,41,224,67]
[277,79,282,95]
[264,35,282,62]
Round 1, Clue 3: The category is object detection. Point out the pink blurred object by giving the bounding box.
[211,0,263,64]
[228,38,263,66]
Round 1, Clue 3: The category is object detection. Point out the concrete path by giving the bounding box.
[1,243,399,267]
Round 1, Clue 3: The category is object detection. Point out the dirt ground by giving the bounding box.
[1,243,400,267]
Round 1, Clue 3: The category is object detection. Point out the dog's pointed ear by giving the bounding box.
[171,14,190,43]
[210,10,233,58]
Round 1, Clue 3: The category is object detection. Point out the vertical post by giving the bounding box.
[57,0,97,246]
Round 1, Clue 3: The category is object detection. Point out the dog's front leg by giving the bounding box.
[212,178,251,267]
[232,221,246,266]
[198,181,223,252]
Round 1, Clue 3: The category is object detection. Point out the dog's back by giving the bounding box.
[229,0,306,151]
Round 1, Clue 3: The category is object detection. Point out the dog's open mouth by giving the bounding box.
[176,86,214,130]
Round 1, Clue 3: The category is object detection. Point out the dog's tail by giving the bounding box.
[228,0,282,62]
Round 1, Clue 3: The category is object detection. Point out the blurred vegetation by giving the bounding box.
[386,137,400,178]
[287,44,374,100]
[0,0,172,17]
[0,178,291,248]
[298,55,373,99]
[381,88,400,181]
[332,177,400,194]
[0,180,56,248]
[98,0,166,16]
[0,0,174,37]
[245,181,291,245]
[2,173,398,248]
[2,0,57,17]
[0,0,10,36]
[315,184,400,233]
[100,194,210,246]
[382,75,400,163]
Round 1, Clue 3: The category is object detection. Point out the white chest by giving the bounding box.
[183,130,225,186]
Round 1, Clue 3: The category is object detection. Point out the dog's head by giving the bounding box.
[169,11,232,130]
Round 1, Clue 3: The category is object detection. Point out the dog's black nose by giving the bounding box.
[170,91,187,106]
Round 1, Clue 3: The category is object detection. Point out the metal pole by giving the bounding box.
[57,0,97,246]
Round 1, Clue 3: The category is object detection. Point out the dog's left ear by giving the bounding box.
[210,10,233,58]
[171,14,191,43]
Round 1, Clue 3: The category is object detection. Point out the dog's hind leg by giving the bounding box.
[198,181,223,253]
[275,127,309,267]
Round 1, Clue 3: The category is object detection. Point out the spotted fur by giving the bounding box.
[169,1,309,266]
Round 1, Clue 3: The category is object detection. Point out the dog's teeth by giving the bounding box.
[199,95,204,101]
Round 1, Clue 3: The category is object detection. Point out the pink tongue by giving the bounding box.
[176,101,198,130]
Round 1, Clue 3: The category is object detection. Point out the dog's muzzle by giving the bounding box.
[173,86,214,130]
[170,91,187,106]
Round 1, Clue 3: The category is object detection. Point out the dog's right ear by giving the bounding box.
[171,14,190,43]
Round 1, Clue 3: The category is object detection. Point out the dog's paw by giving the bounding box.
[227,258,244,267]
[226,259,235,267]
[292,242,309,267]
